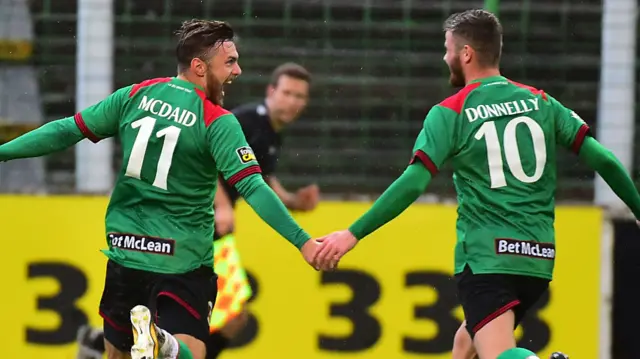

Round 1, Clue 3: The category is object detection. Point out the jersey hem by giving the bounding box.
[104,254,211,274]
[454,266,553,280]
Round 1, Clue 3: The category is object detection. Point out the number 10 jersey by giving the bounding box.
[74,77,261,274]
[410,76,590,280]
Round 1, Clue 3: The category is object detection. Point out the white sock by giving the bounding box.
[158,328,179,359]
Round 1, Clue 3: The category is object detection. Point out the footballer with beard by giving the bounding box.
[0,19,322,359]
[312,9,640,359]
[74,63,320,359]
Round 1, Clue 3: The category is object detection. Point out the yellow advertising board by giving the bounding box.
[0,196,602,358]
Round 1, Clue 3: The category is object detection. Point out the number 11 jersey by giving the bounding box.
[74,77,261,274]
[411,76,590,280]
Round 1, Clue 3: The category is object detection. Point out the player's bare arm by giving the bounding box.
[265,175,295,206]
[214,177,234,235]
[215,177,233,208]
[266,175,319,211]
[266,175,295,208]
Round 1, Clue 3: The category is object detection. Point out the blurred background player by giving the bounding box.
[313,8,640,359]
[74,62,319,359]
[208,62,319,359]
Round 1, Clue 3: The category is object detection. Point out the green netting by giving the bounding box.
[28,0,603,198]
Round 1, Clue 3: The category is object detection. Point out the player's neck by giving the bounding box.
[464,68,502,85]
[176,73,205,91]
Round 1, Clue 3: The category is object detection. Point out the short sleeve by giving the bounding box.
[551,96,591,153]
[75,85,133,143]
[410,105,456,175]
[208,114,262,187]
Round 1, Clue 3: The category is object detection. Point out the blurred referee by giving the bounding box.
[75,62,319,359]
[208,62,319,359]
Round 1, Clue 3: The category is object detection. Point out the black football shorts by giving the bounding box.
[99,260,218,351]
[455,264,549,338]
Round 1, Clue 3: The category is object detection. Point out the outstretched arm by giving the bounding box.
[0,84,131,162]
[235,174,310,248]
[208,113,311,249]
[551,95,640,218]
[0,117,84,161]
[349,164,431,239]
[349,105,453,240]
[314,106,455,269]
[578,136,640,218]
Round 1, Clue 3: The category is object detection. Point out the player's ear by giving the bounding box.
[191,58,207,77]
[461,45,473,64]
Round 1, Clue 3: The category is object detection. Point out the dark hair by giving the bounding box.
[443,9,503,67]
[270,62,312,87]
[175,19,235,72]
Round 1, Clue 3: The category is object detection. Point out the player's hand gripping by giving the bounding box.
[293,184,320,211]
[313,230,358,270]
[300,239,324,270]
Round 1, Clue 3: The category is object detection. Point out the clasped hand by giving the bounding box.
[300,229,358,271]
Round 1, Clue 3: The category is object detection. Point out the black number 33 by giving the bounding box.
[317,269,551,354]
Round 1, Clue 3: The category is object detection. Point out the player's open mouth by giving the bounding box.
[222,79,233,97]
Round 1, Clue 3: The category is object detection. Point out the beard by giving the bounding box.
[205,72,224,106]
[448,56,466,87]
[206,72,238,106]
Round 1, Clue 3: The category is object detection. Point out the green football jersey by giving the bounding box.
[75,77,261,274]
[411,76,590,279]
